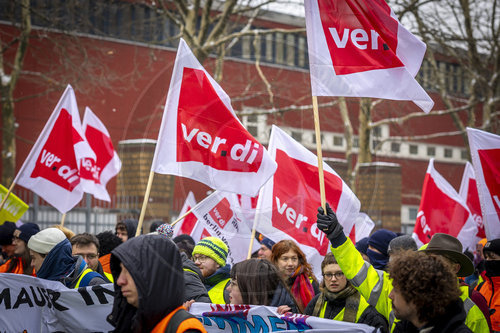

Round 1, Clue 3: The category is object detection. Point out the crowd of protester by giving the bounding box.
[0,203,499,332]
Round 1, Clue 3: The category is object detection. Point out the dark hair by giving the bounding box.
[230,259,291,306]
[149,220,163,233]
[271,239,317,283]
[70,233,100,251]
[319,253,342,290]
[96,231,123,257]
[389,251,462,323]
[173,234,196,258]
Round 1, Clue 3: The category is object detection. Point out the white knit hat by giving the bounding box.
[28,228,66,254]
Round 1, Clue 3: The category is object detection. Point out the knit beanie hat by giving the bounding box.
[261,237,275,251]
[484,239,500,257]
[0,221,16,246]
[156,224,174,239]
[368,229,398,256]
[17,223,40,244]
[27,228,66,254]
[192,237,228,267]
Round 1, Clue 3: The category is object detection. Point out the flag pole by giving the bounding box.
[247,221,258,259]
[136,171,155,237]
[171,207,194,227]
[0,182,16,212]
[312,96,326,210]
[60,213,66,227]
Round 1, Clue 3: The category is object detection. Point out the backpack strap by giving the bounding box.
[165,308,194,333]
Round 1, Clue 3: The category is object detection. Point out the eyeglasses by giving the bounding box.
[75,253,98,260]
[323,272,344,280]
[193,255,210,263]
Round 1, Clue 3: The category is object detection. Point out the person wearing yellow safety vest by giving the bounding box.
[192,237,231,304]
[316,203,490,333]
[27,227,106,288]
[304,253,389,331]
[71,232,113,283]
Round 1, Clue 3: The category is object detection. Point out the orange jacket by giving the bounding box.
[0,257,35,276]
[99,253,112,274]
[476,275,500,331]
[151,306,206,333]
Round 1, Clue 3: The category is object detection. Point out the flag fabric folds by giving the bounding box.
[459,162,485,241]
[80,107,121,202]
[467,128,500,239]
[151,38,277,197]
[173,191,199,238]
[304,0,434,112]
[349,212,375,243]
[255,125,360,278]
[412,159,476,250]
[15,85,95,213]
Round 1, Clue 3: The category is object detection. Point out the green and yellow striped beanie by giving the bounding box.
[192,237,228,267]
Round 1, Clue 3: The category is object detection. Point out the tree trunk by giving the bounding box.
[358,98,372,164]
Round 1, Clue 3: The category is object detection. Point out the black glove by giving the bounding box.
[317,203,346,247]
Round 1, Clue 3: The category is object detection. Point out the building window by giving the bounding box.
[242,115,260,138]
[461,149,468,160]
[353,137,359,148]
[444,148,453,158]
[286,34,295,66]
[391,142,400,153]
[427,146,436,156]
[265,34,273,62]
[275,32,284,64]
[291,131,302,142]
[298,36,306,68]
[372,126,382,137]
[333,136,343,146]
[409,208,418,221]
[242,35,252,59]
[372,140,381,150]
[409,144,418,155]
[312,133,324,144]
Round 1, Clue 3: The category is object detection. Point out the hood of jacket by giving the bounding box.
[109,234,184,333]
[204,264,231,289]
[61,256,89,288]
[122,219,138,239]
[37,239,77,282]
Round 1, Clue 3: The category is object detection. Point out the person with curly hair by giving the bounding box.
[389,251,471,332]
[304,254,388,332]
[271,239,319,313]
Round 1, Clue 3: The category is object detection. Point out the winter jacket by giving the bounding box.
[330,237,489,332]
[99,253,112,274]
[181,252,210,303]
[269,283,299,313]
[477,274,500,331]
[305,292,388,332]
[95,260,113,283]
[122,219,138,239]
[108,234,196,333]
[37,239,106,288]
[204,264,231,304]
[0,257,35,275]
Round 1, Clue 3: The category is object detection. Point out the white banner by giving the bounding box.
[0,273,114,332]
[190,303,379,332]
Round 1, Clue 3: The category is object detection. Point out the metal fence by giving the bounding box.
[14,189,141,234]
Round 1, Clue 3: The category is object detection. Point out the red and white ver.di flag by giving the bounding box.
[467,128,500,239]
[349,213,375,243]
[412,159,476,250]
[173,191,199,237]
[79,107,121,202]
[459,162,485,241]
[304,0,434,112]
[15,85,96,213]
[190,191,260,265]
[151,38,277,196]
[255,125,360,278]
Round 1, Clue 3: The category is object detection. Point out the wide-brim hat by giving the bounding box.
[422,233,474,277]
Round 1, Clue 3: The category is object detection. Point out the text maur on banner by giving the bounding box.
[151,38,277,197]
[173,191,199,238]
[79,107,121,202]
[304,0,434,112]
[412,159,476,250]
[15,85,96,213]
[190,191,259,265]
[467,127,500,239]
[459,162,485,242]
[255,125,360,278]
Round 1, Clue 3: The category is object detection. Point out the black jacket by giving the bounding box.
[393,299,472,333]
[181,252,210,303]
[304,293,388,332]
[107,234,186,333]
[270,283,299,313]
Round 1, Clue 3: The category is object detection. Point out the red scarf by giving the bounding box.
[290,266,315,313]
